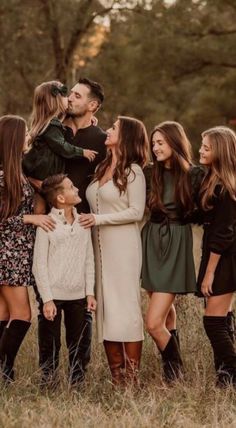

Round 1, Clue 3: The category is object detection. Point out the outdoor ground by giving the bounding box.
[0,226,236,428]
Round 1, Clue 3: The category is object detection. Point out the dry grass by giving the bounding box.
[1,226,236,428]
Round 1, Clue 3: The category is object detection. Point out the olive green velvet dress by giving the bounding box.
[141,169,196,294]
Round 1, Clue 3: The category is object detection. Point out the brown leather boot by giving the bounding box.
[103,340,125,386]
[123,341,142,386]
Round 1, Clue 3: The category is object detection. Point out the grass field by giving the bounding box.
[1,226,236,428]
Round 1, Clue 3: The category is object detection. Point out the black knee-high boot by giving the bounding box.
[160,334,183,383]
[0,321,8,371]
[0,321,8,340]
[203,315,236,386]
[0,319,30,382]
[214,312,236,371]
[226,311,236,344]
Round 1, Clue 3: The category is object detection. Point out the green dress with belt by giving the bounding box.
[141,169,196,293]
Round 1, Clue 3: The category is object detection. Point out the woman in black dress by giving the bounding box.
[197,126,236,386]
[0,115,54,382]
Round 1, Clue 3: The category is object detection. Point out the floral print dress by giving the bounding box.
[0,170,35,287]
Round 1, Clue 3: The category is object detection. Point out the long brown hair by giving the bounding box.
[148,121,193,213]
[94,116,149,193]
[0,115,26,221]
[30,80,67,141]
[200,126,236,210]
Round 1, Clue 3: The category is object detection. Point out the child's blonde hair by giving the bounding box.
[30,81,68,141]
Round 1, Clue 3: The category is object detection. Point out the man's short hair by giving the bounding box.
[78,77,104,105]
[41,174,67,206]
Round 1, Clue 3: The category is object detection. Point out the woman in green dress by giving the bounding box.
[142,121,202,382]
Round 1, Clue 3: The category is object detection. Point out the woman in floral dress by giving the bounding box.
[0,115,55,382]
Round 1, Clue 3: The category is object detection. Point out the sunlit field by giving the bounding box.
[1,226,236,428]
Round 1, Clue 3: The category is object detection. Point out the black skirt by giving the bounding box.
[196,226,236,297]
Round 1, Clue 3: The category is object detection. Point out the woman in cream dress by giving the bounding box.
[80,116,149,385]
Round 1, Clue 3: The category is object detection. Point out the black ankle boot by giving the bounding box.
[0,319,30,382]
[226,311,236,344]
[203,315,236,387]
[161,335,183,383]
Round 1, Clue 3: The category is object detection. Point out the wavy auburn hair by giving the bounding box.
[148,121,193,213]
[200,126,236,210]
[93,116,149,193]
[0,115,26,221]
[30,80,67,142]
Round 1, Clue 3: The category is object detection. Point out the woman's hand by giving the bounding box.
[79,213,96,229]
[24,214,56,231]
[201,271,214,297]
[43,301,57,321]
[87,295,97,312]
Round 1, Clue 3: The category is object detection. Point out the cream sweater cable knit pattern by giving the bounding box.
[33,207,95,303]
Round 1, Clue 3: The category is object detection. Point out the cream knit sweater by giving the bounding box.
[32,207,95,303]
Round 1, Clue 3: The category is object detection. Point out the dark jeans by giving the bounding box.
[38,298,92,384]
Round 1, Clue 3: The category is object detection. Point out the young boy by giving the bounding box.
[32,173,96,387]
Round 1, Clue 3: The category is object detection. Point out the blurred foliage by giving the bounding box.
[84,0,236,153]
[0,0,236,153]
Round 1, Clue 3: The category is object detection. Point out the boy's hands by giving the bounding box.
[87,295,97,312]
[83,149,98,162]
[43,300,57,321]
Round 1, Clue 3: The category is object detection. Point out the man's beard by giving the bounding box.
[67,106,88,118]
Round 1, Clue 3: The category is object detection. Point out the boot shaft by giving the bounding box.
[0,319,31,382]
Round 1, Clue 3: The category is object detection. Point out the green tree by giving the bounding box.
[84,0,236,152]
[0,0,141,116]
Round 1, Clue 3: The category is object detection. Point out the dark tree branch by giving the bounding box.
[173,60,236,82]
[64,0,136,67]
[39,0,65,79]
[180,28,236,39]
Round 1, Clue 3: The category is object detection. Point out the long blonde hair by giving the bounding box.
[148,121,193,213]
[30,81,67,142]
[200,126,236,209]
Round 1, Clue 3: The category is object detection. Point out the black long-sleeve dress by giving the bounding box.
[196,185,236,297]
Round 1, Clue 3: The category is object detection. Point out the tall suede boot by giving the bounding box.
[103,340,125,386]
[0,319,30,382]
[123,341,142,386]
[203,315,236,387]
[161,334,183,383]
